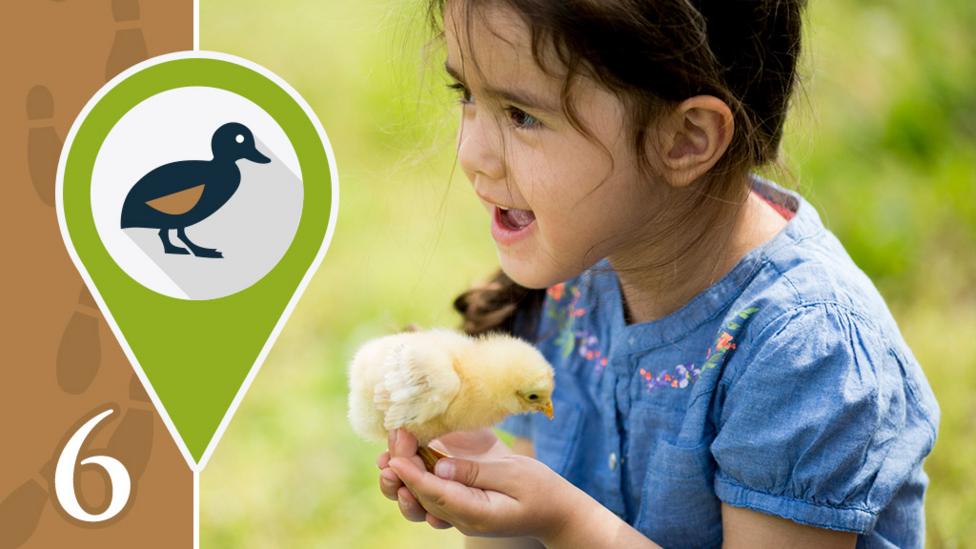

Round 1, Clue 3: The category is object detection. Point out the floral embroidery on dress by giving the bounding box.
[545,280,610,373]
[638,306,760,393]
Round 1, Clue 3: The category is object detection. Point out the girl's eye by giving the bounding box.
[505,106,542,130]
[447,82,473,105]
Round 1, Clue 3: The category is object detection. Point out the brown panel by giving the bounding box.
[0,1,194,547]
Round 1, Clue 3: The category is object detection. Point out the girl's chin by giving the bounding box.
[496,253,554,290]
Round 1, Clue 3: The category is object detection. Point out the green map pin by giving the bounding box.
[56,52,337,469]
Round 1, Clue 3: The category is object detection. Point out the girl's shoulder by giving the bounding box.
[719,185,941,424]
[707,259,940,536]
[679,209,940,538]
[713,175,930,395]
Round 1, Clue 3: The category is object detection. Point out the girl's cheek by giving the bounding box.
[523,176,565,214]
[540,215,580,251]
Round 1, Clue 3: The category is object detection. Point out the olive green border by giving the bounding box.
[63,57,332,461]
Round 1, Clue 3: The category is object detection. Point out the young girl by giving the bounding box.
[376,0,940,546]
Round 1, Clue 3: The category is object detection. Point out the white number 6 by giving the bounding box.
[54,408,131,522]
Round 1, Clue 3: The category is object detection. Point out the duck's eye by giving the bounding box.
[528,394,538,401]
[235,134,245,144]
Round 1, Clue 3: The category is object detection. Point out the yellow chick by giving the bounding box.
[347,328,554,448]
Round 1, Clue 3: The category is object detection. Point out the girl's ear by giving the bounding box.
[653,96,734,188]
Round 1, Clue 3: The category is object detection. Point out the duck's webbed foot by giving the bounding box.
[177,227,223,258]
[158,229,190,255]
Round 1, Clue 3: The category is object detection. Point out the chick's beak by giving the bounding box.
[542,400,554,420]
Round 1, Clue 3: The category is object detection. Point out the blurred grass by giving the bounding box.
[200,0,975,546]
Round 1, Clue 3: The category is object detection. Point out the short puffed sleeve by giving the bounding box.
[710,303,938,533]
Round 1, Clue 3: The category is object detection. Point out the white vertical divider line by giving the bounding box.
[194,0,200,50]
[193,1,201,544]
[194,469,200,549]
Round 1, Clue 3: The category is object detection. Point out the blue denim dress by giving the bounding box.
[498,175,940,548]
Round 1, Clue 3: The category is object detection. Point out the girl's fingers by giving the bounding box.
[436,428,500,457]
[379,468,400,500]
[392,428,418,458]
[377,450,391,469]
[397,486,427,522]
[426,513,453,529]
[387,429,429,472]
[389,456,489,520]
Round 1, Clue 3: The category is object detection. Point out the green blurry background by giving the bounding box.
[200,0,975,546]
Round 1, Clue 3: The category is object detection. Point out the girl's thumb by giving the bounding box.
[434,457,518,493]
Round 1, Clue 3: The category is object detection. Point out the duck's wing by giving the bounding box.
[144,184,206,215]
[126,161,214,215]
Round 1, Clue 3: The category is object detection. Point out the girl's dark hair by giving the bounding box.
[454,268,546,338]
[437,0,808,338]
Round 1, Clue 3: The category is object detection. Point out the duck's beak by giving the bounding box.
[542,400,554,420]
[245,146,271,164]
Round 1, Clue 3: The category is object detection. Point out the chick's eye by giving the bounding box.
[528,394,538,401]
[506,106,541,130]
[447,82,473,105]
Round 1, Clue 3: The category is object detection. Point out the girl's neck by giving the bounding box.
[608,182,789,325]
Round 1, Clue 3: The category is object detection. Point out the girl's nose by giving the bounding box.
[458,111,505,182]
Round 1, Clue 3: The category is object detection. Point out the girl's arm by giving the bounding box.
[389,445,858,548]
[465,536,543,549]
[538,496,856,548]
[720,504,856,548]
[384,429,857,547]
[464,437,544,549]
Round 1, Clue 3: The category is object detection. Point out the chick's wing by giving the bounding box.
[374,340,461,432]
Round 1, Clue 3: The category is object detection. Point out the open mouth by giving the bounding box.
[496,206,536,231]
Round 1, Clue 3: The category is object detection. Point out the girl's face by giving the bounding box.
[445,4,667,289]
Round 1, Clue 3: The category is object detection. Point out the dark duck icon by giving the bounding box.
[120,122,271,258]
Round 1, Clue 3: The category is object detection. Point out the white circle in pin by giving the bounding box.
[90,86,304,300]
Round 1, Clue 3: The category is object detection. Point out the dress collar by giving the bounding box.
[600,174,824,354]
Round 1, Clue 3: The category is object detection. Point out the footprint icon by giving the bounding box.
[26,86,63,208]
[55,286,156,481]
[110,374,155,482]
[56,287,102,395]
[106,407,155,482]
[0,478,47,549]
[106,0,148,81]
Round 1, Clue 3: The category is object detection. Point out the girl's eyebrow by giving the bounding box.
[444,62,559,113]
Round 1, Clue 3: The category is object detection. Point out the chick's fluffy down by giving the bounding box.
[347,328,554,446]
[347,329,468,444]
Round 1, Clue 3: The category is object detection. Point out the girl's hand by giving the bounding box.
[376,428,513,529]
[378,429,656,548]
[386,447,581,542]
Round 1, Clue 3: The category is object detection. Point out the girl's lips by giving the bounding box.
[491,206,536,245]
